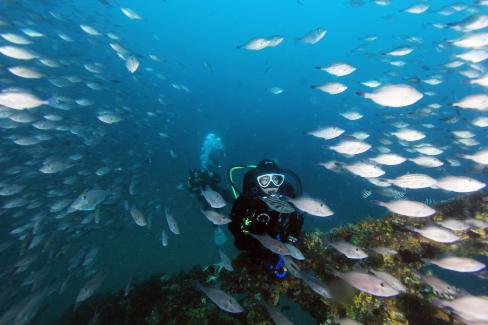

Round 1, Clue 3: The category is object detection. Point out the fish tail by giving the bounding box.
[46,96,59,107]
[310,85,317,89]
[370,200,385,207]
[405,225,417,232]
[421,258,431,264]
[355,91,367,98]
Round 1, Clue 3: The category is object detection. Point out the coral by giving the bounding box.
[60,191,488,325]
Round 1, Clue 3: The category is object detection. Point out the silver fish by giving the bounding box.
[165,208,180,235]
[325,240,368,259]
[130,206,147,226]
[300,271,332,299]
[201,186,226,208]
[71,189,107,211]
[284,243,305,260]
[201,209,231,225]
[251,234,290,256]
[369,268,406,292]
[219,249,233,272]
[423,257,486,272]
[258,296,293,325]
[332,269,400,297]
[195,282,244,313]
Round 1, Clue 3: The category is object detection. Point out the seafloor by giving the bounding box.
[61,191,488,325]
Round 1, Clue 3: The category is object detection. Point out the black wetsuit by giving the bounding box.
[228,167,304,261]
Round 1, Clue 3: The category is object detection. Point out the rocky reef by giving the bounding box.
[60,192,488,325]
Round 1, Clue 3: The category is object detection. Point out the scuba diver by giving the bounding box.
[228,159,304,278]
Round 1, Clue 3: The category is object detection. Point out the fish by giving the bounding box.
[368,269,406,292]
[311,82,347,95]
[98,112,122,124]
[14,289,50,325]
[219,249,234,272]
[8,66,43,79]
[406,225,460,243]
[121,7,143,19]
[0,46,37,60]
[423,257,486,272]
[435,219,470,231]
[71,189,107,211]
[415,272,458,299]
[386,173,437,189]
[250,234,290,255]
[373,199,436,218]
[238,37,270,50]
[432,295,488,324]
[299,28,327,44]
[269,87,284,95]
[342,162,385,178]
[126,56,140,74]
[370,154,406,166]
[201,186,226,208]
[332,269,400,297]
[386,46,414,56]
[435,176,486,193]
[372,246,397,256]
[307,126,344,140]
[124,277,133,297]
[325,240,368,259]
[161,229,168,247]
[194,282,244,313]
[258,296,293,325]
[201,209,231,225]
[460,149,488,165]
[340,111,363,120]
[357,84,423,107]
[80,24,101,36]
[1,33,31,45]
[329,140,371,156]
[261,196,296,213]
[316,63,356,76]
[284,243,305,260]
[337,319,363,325]
[75,271,106,304]
[409,156,443,168]
[451,94,488,111]
[0,89,52,110]
[165,208,180,235]
[130,206,147,226]
[288,196,333,217]
[299,271,332,299]
[391,129,425,141]
[452,32,488,49]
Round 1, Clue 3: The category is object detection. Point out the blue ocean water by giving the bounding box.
[0,0,487,324]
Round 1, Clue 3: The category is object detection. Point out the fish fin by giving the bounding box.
[355,91,367,98]
[371,200,385,207]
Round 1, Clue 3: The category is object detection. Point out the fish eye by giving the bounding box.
[380,283,384,287]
